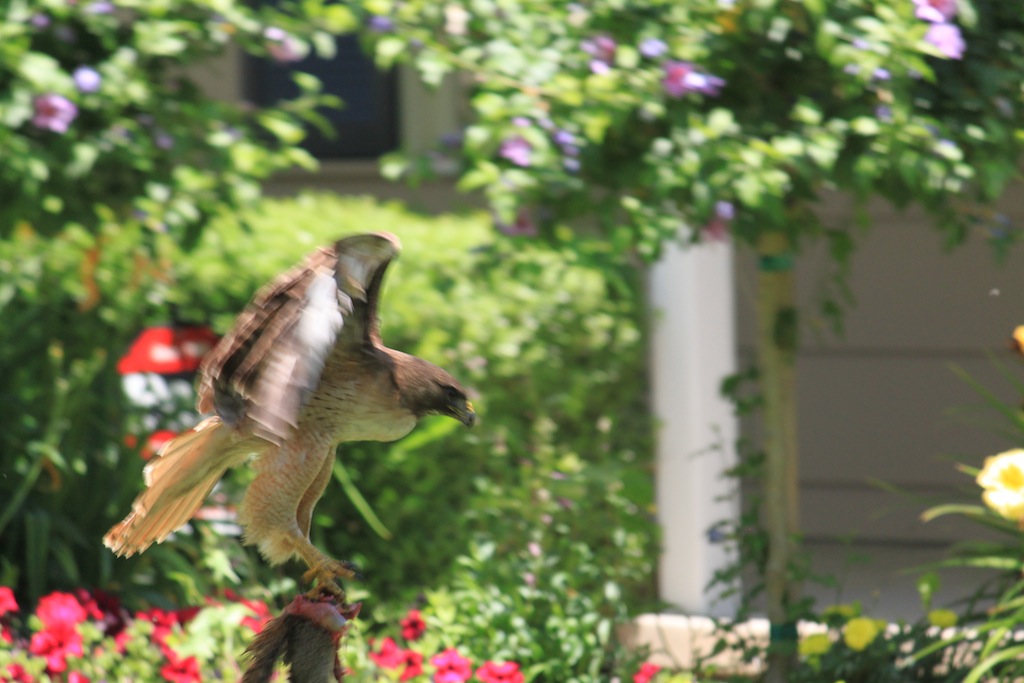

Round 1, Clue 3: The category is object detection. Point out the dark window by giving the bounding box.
[245,34,399,159]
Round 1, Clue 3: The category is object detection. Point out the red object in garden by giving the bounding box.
[400,608,426,641]
[117,325,219,375]
[0,587,18,617]
[430,648,473,683]
[476,660,525,683]
[633,661,661,683]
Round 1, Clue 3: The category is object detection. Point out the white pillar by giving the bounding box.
[648,240,739,616]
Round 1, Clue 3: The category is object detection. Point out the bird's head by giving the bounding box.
[397,354,476,427]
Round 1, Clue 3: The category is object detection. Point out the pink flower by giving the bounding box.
[29,627,83,674]
[499,136,532,167]
[400,609,426,641]
[31,94,78,133]
[476,661,524,683]
[263,27,304,62]
[913,0,957,23]
[925,23,965,59]
[0,587,18,617]
[67,672,90,683]
[430,648,473,683]
[581,35,617,73]
[633,662,661,683]
[36,592,87,631]
[662,61,724,97]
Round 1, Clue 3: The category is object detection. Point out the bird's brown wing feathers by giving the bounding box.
[197,233,401,444]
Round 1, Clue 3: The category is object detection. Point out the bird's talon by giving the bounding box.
[302,558,360,600]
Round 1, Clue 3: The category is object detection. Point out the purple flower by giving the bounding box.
[581,35,617,73]
[639,37,668,59]
[85,1,114,14]
[662,61,724,97]
[702,201,734,242]
[154,131,174,150]
[511,116,531,127]
[553,129,576,147]
[367,15,395,33]
[32,94,78,133]
[913,0,957,23]
[72,66,102,93]
[875,105,893,121]
[264,27,303,62]
[925,23,965,59]
[563,157,581,173]
[499,136,532,167]
[30,13,51,28]
[872,67,891,81]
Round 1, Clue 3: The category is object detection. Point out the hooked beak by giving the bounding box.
[453,399,477,428]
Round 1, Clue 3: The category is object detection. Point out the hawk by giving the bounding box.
[104,233,476,595]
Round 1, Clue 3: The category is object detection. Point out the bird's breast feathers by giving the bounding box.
[301,355,418,444]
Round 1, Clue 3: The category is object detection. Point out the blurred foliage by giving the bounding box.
[370,0,1024,261]
[0,0,361,245]
[1,195,657,625]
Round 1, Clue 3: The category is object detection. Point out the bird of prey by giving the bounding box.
[104,232,476,596]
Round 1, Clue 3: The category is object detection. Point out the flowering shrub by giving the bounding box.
[0,0,351,243]
[0,586,269,683]
[346,601,668,683]
[782,600,984,683]
[370,0,1024,261]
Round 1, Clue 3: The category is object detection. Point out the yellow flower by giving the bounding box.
[977,449,1024,521]
[843,617,880,651]
[927,609,958,628]
[799,633,832,657]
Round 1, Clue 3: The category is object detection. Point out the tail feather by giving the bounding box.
[104,416,252,557]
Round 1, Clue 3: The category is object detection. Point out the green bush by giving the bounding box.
[0,0,348,244]
[2,194,657,624]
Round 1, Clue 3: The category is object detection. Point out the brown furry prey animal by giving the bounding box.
[104,233,475,596]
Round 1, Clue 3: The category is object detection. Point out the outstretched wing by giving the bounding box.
[196,232,401,444]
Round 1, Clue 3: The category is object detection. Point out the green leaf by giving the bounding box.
[851,117,880,135]
[376,36,406,65]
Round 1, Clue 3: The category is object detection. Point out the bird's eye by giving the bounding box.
[444,385,460,400]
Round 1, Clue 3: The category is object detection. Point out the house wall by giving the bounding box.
[735,193,1024,617]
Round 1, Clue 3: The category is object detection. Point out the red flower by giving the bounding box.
[5,663,34,683]
[0,587,18,617]
[67,672,91,683]
[29,627,83,674]
[223,590,272,634]
[398,649,424,681]
[2,626,13,644]
[400,609,426,641]
[633,662,661,683]
[136,606,196,657]
[430,648,472,683]
[140,430,178,461]
[161,652,201,683]
[476,661,524,683]
[369,636,405,669]
[36,592,87,631]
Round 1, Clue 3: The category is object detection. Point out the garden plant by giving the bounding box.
[5,0,1024,681]
[355,0,1024,678]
